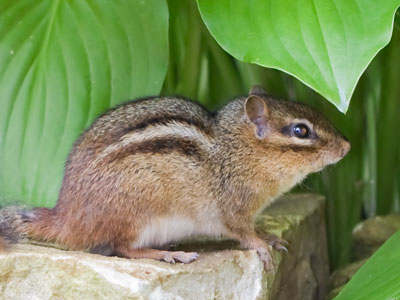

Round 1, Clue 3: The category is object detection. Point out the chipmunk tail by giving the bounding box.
[0,206,34,250]
[0,206,64,251]
[0,236,9,249]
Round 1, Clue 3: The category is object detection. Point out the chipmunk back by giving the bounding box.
[0,86,350,269]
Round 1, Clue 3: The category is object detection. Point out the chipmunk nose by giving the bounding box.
[340,139,351,157]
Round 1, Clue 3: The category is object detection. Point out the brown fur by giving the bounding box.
[0,88,350,269]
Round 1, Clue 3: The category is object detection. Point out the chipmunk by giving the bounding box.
[0,86,350,269]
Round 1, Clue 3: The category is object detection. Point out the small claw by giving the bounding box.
[281,239,289,246]
[174,251,199,263]
[165,257,176,264]
[275,244,288,253]
[161,252,176,263]
[161,251,199,264]
[265,237,289,252]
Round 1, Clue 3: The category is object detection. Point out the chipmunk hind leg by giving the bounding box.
[113,244,199,264]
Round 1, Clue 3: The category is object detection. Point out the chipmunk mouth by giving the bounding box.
[330,140,351,164]
[321,146,350,168]
[328,156,344,165]
[340,140,351,158]
[312,149,348,172]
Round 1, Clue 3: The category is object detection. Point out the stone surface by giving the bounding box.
[326,214,400,299]
[352,214,400,260]
[0,194,328,300]
[326,259,367,300]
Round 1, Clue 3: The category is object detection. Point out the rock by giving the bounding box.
[255,194,329,300]
[326,214,400,299]
[0,194,328,300]
[352,214,400,260]
[326,259,367,300]
[329,259,366,290]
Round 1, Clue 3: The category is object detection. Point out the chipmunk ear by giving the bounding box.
[245,95,269,139]
[249,85,268,97]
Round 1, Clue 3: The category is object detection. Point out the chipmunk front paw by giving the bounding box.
[256,230,289,252]
[266,236,289,252]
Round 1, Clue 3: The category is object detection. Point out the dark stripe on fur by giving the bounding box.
[280,145,319,153]
[103,136,205,162]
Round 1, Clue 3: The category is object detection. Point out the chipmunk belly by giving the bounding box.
[132,215,225,249]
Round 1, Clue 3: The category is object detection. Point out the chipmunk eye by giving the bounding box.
[293,123,310,138]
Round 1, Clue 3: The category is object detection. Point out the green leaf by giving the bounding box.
[197,0,400,112]
[0,0,169,207]
[334,231,400,300]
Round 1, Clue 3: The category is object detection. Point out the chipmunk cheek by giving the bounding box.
[323,140,351,165]
[307,155,324,172]
[319,148,344,166]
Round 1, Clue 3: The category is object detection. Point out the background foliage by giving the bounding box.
[333,231,400,300]
[0,0,399,279]
[0,0,169,207]
[164,0,400,269]
[197,0,400,113]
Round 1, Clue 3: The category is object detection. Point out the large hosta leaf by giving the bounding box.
[0,0,168,206]
[334,231,400,300]
[197,0,400,112]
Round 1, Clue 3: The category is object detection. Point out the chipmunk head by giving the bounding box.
[244,86,350,176]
